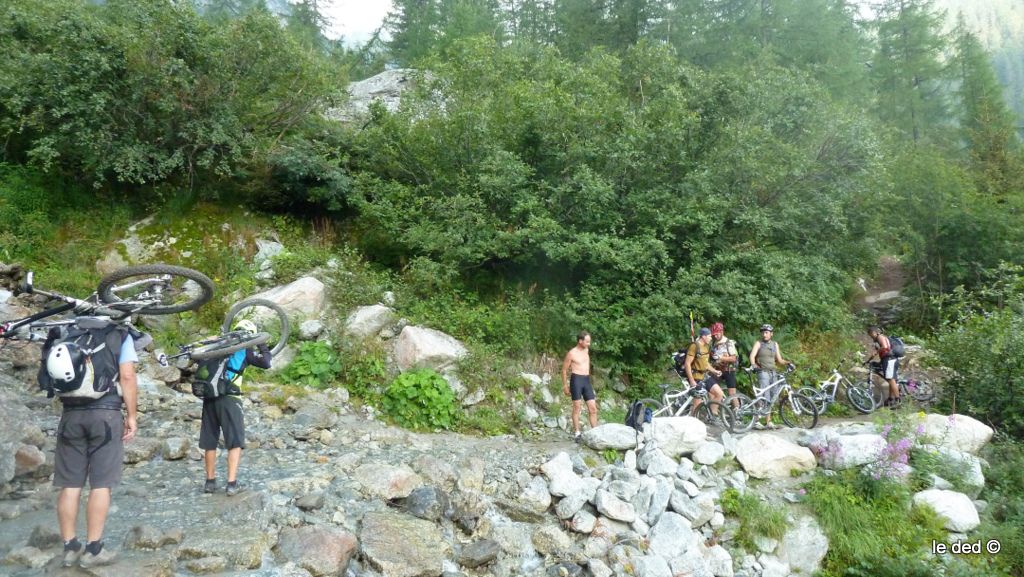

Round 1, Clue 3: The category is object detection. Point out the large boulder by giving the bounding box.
[810,434,887,470]
[275,525,358,577]
[919,414,993,454]
[353,463,424,500]
[251,277,326,321]
[394,326,468,372]
[582,424,641,450]
[648,417,707,458]
[735,434,816,479]
[913,489,980,532]
[540,452,584,497]
[360,510,451,577]
[775,516,829,575]
[328,69,424,123]
[345,304,397,339]
[920,445,985,498]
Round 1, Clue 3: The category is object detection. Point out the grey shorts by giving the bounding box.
[54,409,124,489]
[200,396,246,451]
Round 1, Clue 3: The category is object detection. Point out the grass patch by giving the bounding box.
[804,470,947,577]
[720,488,788,552]
[460,406,512,436]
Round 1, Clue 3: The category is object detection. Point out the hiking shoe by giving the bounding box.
[79,548,117,569]
[62,547,83,568]
[889,398,902,410]
[573,431,582,443]
[203,479,217,494]
[226,481,244,496]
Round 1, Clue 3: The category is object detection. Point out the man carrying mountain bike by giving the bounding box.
[867,326,900,408]
[196,319,272,496]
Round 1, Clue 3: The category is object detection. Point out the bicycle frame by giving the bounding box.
[746,368,799,415]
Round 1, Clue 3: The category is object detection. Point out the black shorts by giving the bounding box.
[54,409,124,489]
[569,374,595,402]
[200,396,246,451]
[715,371,737,391]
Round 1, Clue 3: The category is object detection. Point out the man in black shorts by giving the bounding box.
[199,320,272,496]
[49,329,140,568]
[562,331,598,442]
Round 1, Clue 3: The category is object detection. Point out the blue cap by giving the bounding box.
[698,327,712,337]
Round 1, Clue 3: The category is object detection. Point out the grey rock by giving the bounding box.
[570,509,596,533]
[178,530,271,569]
[184,556,228,574]
[648,512,698,558]
[581,424,642,450]
[27,524,61,549]
[299,319,324,340]
[402,486,451,521]
[161,437,190,461]
[276,524,358,577]
[693,441,726,465]
[594,489,635,523]
[394,326,468,372]
[360,510,450,577]
[296,492,326,511]
[353,463,424,500]
[776,515,828,576]
[124,438,161,464]
[457,540,500,569]
[345,305,397,339]
[532,525,574,556]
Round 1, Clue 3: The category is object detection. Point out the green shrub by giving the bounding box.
[460,406,511,436]
[279,342,342,389]
[382,368,459,431]
[719,488,788,552]
[600,448,620,464]
[337,341,389,399]
[805,470,947,577]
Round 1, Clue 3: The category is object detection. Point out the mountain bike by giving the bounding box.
[158,297,289,364]
[797,367,876,415]
[725,366,819,432]
[634,355,738,432]
[865,360,936,408]
[0,265,214,343]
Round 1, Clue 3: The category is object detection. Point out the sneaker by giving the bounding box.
[766,423,780,430]
[753,422,766,431]
[62,547,83,568]
[203,479,217,494]
[79,548,117,569]
[573,431,582,443]
[889,398,902,410]
[226,481,244,496]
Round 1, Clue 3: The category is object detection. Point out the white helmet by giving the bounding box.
[46,343,94,390]
[233,319,258,335]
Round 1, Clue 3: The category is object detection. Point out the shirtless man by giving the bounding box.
[562,331,597,442]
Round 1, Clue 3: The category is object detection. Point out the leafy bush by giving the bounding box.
[382,368,459,431]
[719,488,788,552]
[279,342,342,389]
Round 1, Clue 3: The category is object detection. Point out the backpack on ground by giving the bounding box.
[37,319,128,401]
[625,400,653,432]
[888,336,906,358]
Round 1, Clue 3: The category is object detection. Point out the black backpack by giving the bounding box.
[625,400,653,432]
[888,336,906,358]
[192,356,233,399]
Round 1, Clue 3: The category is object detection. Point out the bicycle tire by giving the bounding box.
[846,384,876,414]
[797,386,828,415]
[636,398,668,419]
[903,378,935,402]
[222,298,290,356]
[694,400,736,434]
[191,332,271,361]
[724,393,757,433]
[778,392,819,429]
[97,264,215,315]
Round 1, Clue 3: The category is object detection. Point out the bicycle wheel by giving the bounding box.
[845,383,876,414]
[797,386,827,415]
[903,378,935,402]
[191,332,271,361]
[222,298,290,356]
[694,401,736,434]
[724,393,758,433]
[97,264,214,315]
[778,392,819,429]
[636,398,668,419]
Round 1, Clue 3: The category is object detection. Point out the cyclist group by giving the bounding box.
[563,321,904,436]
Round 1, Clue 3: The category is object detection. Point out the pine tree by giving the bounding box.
[870,0,951,144]
[953,17,1020,196]
[386,0,442,65]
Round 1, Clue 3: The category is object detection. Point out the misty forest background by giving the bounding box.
[3,0,1024,440]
